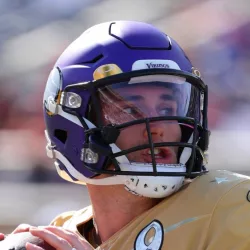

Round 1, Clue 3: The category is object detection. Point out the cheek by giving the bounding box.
[174,124,182,141]
[163,123,182,142]
[116,126,142,150]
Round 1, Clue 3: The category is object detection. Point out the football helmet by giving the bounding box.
[43,21,210,198]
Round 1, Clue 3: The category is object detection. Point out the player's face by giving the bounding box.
[100,85,181,164]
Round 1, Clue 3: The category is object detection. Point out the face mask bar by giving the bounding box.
[62,69,209,178]
[82,116,201,177]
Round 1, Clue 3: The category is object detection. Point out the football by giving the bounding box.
[0,231,56,250]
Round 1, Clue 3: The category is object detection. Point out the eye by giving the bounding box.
[158,107,175,116]
[124,107,145,119]
[124,107,137,114]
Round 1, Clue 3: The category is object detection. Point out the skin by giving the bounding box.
[0,85,182,249]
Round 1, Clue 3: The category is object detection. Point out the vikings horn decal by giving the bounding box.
[43,67,62,116]
[134,220,164,250]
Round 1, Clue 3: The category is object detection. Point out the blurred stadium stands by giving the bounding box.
[0,0,250,233]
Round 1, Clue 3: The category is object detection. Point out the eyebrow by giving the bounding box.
[160,94,176,101]
[124,94,176,102]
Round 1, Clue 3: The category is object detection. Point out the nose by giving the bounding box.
[143,123,165,139]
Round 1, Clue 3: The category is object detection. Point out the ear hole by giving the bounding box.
[54,129,67,144]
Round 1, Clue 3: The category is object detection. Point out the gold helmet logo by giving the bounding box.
[192,67,201,78]
[93,64,123,80]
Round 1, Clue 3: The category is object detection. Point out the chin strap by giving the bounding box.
[120,163,186,198]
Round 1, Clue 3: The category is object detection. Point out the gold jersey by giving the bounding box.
[50,170,250,250]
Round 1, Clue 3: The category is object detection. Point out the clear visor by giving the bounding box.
[98,75,199,124]
[96,75,200,166]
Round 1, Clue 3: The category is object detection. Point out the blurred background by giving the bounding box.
[0,0,250,233]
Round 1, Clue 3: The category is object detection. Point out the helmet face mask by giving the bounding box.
[43,21,210,198]
[61,68,208,176]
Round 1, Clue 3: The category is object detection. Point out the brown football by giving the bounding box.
[0,232,56,250]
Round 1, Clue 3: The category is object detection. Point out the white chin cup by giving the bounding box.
[120,163,186,198]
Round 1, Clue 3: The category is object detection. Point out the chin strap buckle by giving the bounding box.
[84,125,120,157]
[101,125,120,144]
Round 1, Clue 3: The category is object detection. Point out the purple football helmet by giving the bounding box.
[43,21,210,198]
